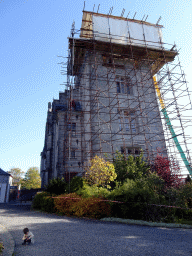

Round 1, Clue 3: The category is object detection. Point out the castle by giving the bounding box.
[40,10,179,188]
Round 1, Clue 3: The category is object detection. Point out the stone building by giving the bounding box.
[0,168,13,203]
[40,11,177,188]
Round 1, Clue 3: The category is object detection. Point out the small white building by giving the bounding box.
[0,168,13,203]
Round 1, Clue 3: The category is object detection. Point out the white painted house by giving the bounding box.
[0,168,13,203]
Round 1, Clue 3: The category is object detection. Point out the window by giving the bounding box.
[67,123,71,131]
[67,123,76,131]
[124,111,137,133]
[71,149,76,159]
[116,77,132,95]
[118,110,138,133]
[121,147,141,156]
[119,117,122,131]
[72,123,76,131]
[67,123,76,136]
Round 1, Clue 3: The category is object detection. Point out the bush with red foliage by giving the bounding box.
[54,193,111,219]
[152,154,182,188]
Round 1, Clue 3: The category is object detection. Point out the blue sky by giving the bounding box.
[1,0,192,176]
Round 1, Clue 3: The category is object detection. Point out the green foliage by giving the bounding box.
[106,177,165,221]
[179,182,192,208]
[113,151,150,184]
[41,195,56,213]
[185,174,192,184]
[31,154,192,224]
[8,168,25,187]
[108,177,162,205]
[76,181,111,198]
[85,155,117,188]
[45,177,67,195]
[32,191,55,213]
[21,167,41,189]
[0,242,4,253]
[69,176,84,193]
[32,192,56,213]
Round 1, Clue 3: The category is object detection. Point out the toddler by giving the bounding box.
[22,228,34,245]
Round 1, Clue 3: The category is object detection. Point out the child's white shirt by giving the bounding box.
[22,231,35,244]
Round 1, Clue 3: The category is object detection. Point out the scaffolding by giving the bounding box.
[51,9,192,184]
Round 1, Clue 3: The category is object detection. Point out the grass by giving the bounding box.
[177,219,192,225]
[0,242,4,254]
[101,217,192,228]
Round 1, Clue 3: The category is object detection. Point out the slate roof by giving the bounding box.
[0,168,11,176]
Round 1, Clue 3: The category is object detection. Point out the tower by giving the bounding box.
[40,10,192,188]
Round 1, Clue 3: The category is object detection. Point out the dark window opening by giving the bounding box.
[121,147,141,156]
[117,82,120,93]
[72,123,76,131]
[67,123,76,132]
[128,149,132,154]
[71,150,75,159]
[116,77,133,95]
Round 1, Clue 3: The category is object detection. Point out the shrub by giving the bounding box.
[32,191,55,213]
[152,154,182,188]
[77,182,110,198]
[45,177,67,195]
[54,193,81,216]
[113,151,150,184]
[54,193,111,219]
[107,178,166,221]
[41,195,55,213]
[0,242,4,253]
[73,196,111,219]
[185,174,192,184]
[179,182,192,208]
[85,155,117,188]
[69,176,84,193]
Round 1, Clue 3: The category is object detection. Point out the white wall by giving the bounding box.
[0,184,7,203]
[92,15,162,49]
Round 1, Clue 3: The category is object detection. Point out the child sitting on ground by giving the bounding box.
[22,228,34,245]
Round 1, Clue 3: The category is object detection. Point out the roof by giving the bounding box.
[68,37,177,76]
[0,168,11,176]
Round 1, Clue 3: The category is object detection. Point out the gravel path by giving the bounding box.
[0,204,192,256]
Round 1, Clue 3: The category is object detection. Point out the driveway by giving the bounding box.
[0,204,192,256]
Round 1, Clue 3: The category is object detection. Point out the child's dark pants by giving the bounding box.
[22,239,31,245]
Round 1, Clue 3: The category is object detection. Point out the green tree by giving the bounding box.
[21,167,41,189]
[185,174,192,184]
[8,168,25,186]
[85,155,117,188]
[113,151,150,184]
[45,177,67,195]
